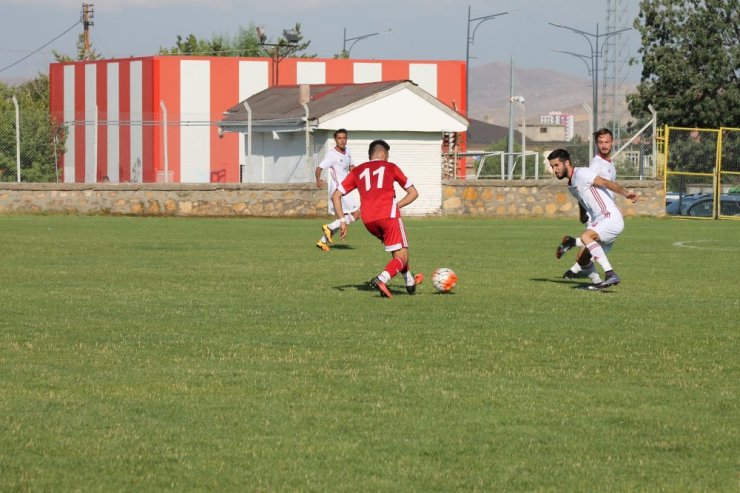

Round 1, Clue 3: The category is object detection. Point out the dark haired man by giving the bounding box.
[315,129,361,251]
[331,140,423,298]
[559,128,617,283]
[548,148,638,289]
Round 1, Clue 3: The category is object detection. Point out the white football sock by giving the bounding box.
[404,270,415,286]
[378,271,391,284]
[588,270,603,284]
[328,214,355,232]
[586,242,613,272]
[581,262,602,284]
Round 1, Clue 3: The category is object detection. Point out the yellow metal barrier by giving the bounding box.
[664,126,740,220]
[718,127,740,219]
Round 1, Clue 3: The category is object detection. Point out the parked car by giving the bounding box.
[665,193,709,215]
[666,193,740,217]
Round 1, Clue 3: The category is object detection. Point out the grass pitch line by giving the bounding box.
[673,239,740,251]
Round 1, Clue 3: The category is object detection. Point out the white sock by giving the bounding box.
[570,262,582,274]
[575,238,585,248]
[320,235,328,243]
[328,214,355,232]
[378,271,390,284]
[581,262,602,284]
[403,271,415,286]
[586,242,613,272]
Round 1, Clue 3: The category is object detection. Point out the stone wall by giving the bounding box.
[0,180,665,218]
[441,179,665,218]
[0,183,328,217]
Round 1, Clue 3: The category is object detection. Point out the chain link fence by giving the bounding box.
[2,101,662,185]
[0,106,64,182]
[467,106,658,181]
[664,126,740,219]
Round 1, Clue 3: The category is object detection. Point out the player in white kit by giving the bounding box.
[314,129,361,251]
[548,148,638,289]
[560,128,618,283]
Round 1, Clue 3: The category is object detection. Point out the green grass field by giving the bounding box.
[1,215,738,492]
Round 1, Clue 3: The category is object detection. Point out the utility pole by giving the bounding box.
[465,5,510,115]
[81,3,94,60]
[549,22,630,131]
[507,56,515,174]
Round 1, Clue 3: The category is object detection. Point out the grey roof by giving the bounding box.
[220,80,410,130]
[467,118,524,147]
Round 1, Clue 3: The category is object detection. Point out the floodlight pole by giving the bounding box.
[342,27,390,58]
[511,96,526,179]
[257,28,300,85]
[465,6,510,115]
[549,22,631,131]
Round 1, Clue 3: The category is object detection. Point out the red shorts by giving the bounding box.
[363,218,409,252]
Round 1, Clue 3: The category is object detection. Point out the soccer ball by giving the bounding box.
[432,268,458,292]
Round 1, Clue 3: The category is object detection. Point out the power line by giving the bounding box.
[0,19,81,74]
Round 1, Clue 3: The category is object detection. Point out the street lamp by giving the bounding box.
[256,27,301,85]
[549,22,631,131]
[465,6,511,115]
[511,96,526,179]
[342,27,391,59]
[551,49,593,77]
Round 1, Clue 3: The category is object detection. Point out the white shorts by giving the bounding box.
[328,186,359,215]
[589,215,624,246]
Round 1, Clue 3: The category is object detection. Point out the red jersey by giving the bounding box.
[338,160,413,223]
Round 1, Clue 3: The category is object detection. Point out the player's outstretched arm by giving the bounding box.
[396,185,419,210]
[331,189,348,239]
[314,167,324,188]
[593,176,639,203]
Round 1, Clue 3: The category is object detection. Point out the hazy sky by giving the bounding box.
[0,0,643,81]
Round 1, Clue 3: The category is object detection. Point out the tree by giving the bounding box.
[159,23,314,58]
[627,0,739,128]
[52,33,103,62]
[0,74,63,182]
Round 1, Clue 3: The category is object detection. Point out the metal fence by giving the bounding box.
[463,104,659,181]
[664,126,740,220]
[0,107,62,183]
[0,102,322,183]
[1,99,662,185]
[473,151,543,179]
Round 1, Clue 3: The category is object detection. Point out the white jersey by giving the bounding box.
[569,167,622,224]
[319,146,358,214]
[590,154,616,199]
[319,147,353,195]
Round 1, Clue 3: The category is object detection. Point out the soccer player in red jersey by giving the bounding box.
[331,139,423,298]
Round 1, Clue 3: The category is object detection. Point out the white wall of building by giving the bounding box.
[332,131,443,216]
[244,132,312,184]
[180,60,211,183]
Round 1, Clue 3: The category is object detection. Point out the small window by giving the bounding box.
[539,127,548,134]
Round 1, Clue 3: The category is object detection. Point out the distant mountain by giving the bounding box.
[469,61,636,137]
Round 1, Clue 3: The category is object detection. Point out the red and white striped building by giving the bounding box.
[49,56,466,183]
